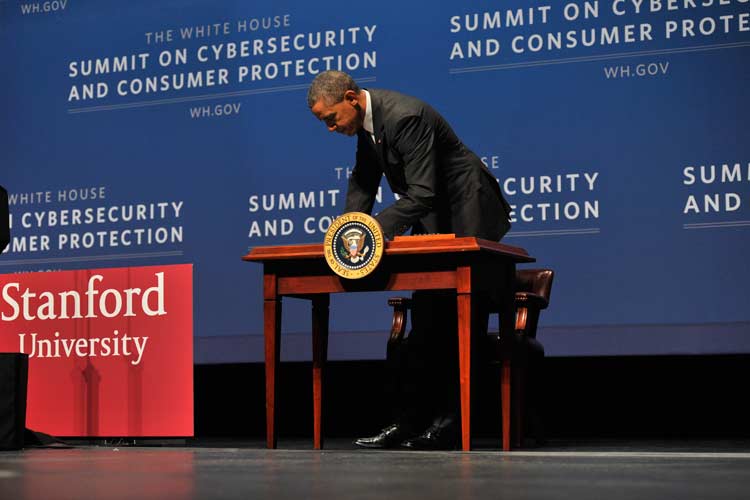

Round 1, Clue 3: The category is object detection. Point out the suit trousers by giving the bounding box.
[385,291,491,429]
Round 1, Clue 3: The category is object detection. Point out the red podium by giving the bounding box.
[244,236,534,451]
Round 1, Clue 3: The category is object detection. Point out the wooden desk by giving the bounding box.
[244,236,534,451]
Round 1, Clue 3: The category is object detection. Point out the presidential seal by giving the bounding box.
[323,212,384,279]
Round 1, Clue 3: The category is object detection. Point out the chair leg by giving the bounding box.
[512,356,524,449]
[514,305,529,446]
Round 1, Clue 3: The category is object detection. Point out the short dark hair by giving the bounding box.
[307,70,360,108]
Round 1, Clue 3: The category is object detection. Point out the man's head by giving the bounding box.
[307,71,364,136]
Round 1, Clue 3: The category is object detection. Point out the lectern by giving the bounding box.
[244,236,534,451]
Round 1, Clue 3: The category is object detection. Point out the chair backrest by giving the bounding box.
[516,269,554,309]
[514,269,554,340]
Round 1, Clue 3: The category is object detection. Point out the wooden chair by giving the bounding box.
[388,268,554,450]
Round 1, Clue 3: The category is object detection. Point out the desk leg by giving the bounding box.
[497,262,516,451]
[264,297,282,449]
[501,360,512,452]
[457,264,473,452]
[457,292,472,451]
[312,294,330,450]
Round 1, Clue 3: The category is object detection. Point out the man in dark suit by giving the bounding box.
[308,71,511,449]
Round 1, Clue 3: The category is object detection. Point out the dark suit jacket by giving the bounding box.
[344,89,511,240]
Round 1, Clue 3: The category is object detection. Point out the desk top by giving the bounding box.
[243,236,534,263]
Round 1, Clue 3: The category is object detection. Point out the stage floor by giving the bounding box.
[2,439,750,499]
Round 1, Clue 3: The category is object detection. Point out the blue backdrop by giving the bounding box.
[2,0,749,362]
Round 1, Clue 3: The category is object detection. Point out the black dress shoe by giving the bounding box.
[401,416,458,450]
[354,423,413,449]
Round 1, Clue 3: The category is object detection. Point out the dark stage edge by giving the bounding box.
[2,439,750,499]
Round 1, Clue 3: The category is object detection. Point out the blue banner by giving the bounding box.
[2,0,749,361]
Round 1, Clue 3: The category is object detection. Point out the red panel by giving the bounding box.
[0,264,193,437]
